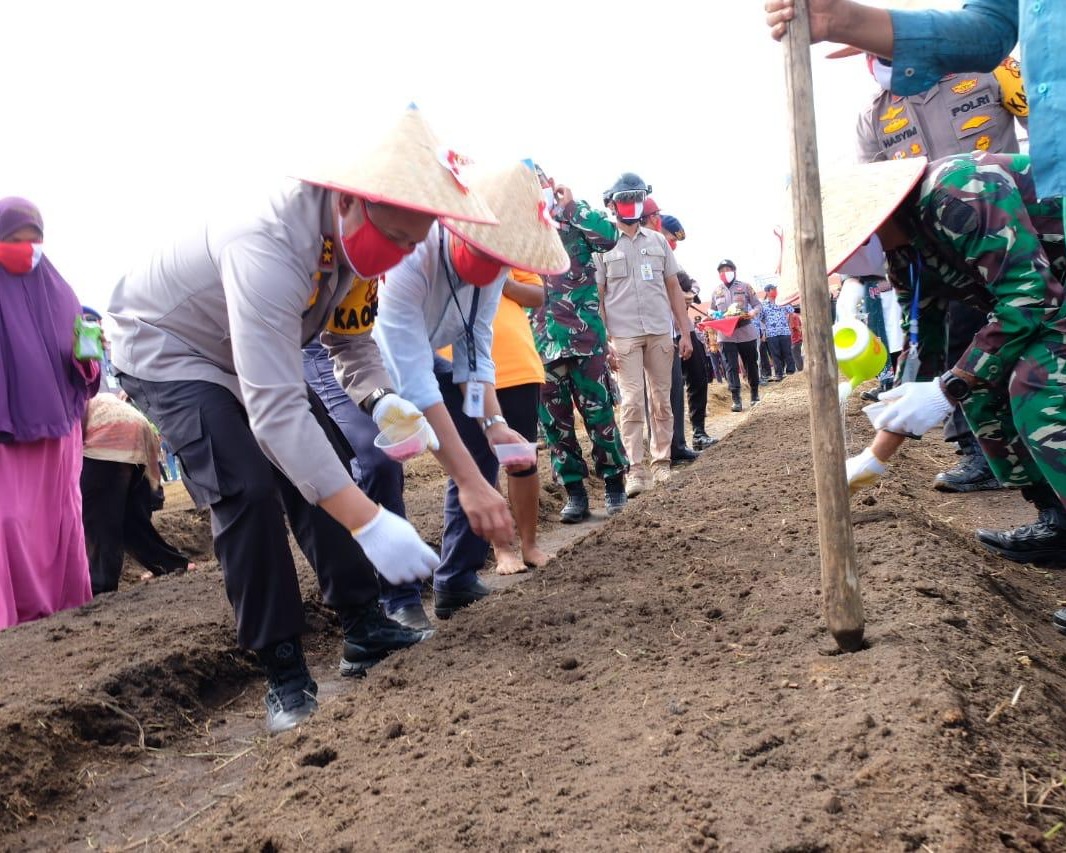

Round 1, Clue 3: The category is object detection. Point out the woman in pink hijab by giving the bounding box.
[0,197,99,628]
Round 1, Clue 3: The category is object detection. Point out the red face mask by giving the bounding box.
[450,237,503,287]
[667,237,678,250]
[339,201,413,278]
[719,269,735,285]
[0,241,43,275]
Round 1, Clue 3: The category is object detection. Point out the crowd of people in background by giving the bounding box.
[4,0,1066,732]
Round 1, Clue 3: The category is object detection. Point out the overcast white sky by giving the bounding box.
[3,0,888,308]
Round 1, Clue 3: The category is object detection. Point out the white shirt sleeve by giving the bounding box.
[372,249,443,411]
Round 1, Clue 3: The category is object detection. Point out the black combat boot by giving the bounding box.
[976,485,1066,568]
[560,481,591,524]
[604,475,627,516]
[730,390,742,413]
[339,602,434,677]
[258,637,318,734]
[933,436,1002,493]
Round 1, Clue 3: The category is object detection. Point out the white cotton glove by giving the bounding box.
[845,447,887,495]
[352,507,439,585]
[862,381,954,437]
[372,393,439,451]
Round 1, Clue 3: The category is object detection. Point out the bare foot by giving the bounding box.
[521,545,551,568]
[494,548,528,576]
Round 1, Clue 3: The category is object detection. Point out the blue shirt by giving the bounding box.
[760,300,794,338]
[890,0,1064,199]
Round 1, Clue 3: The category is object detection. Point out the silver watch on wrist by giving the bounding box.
[480,415,507,433]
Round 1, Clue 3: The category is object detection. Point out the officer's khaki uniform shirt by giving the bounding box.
[105,180,390,505]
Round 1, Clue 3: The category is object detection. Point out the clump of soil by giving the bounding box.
[3,380,1065,852]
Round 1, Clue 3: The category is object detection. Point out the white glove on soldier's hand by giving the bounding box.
[372,393,439,451]
[352,507,439,585]
[862,381,954,437]
[845,447,887,495]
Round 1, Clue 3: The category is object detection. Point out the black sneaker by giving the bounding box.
[560,492,591,524]
[258,639,318,734]
[976,506,1066,569]
[339,604,434,677]
[604,489,627,516]
[692,432,718,450]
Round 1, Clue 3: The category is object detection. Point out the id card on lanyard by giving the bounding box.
[439,233,484,418]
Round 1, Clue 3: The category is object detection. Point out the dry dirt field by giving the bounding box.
[2,379,1065,852]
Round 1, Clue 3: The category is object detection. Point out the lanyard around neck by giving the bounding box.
[439,230,481,374]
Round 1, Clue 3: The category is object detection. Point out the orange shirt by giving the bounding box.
[493,269,545,390]
[439,269,546,389]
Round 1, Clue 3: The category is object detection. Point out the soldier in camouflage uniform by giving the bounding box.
[848,152,1066,567]
[854,53,1028,493]
[532,167,629,522]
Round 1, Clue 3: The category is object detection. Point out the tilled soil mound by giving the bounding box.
[3,380,1066,852]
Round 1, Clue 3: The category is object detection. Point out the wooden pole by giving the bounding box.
[782,0,865,652]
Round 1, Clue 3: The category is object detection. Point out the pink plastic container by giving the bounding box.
[493,441,538,468]
[373,422,431,462]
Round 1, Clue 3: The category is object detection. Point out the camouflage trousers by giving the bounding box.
[539,353,628,486]
[963,334,1066,508]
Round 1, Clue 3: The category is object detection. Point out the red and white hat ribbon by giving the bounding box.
[437,148,473,192]
[536,200,559,229]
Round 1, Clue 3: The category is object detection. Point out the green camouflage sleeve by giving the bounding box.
[566,200,619,252]
[918,155,1059,387]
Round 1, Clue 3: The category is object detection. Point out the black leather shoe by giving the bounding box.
[934,449,1002,493]
[434,578,492,620]
[1053,609,1066,635]
[976,506,1066,568]
[387,603,433,631]
[730,400,743,412]
[860,389,880,402]
[339,605,434,677]
[560,492,590,523]
[750,395,760,406]
[671,446,699,466]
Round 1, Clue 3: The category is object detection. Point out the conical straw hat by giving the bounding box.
[777,157,927,305]
[441,159,570,275]
[296,104,498,225]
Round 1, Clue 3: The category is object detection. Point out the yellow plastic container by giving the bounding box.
[833,319,888,391]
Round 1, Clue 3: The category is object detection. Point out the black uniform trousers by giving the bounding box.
[766,334,796,378]
[675,331,709,437]
[119,376,379,651]
[81,458,189,595]
[722,339,761,399]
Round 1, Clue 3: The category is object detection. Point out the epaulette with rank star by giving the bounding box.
[319,235,336,272]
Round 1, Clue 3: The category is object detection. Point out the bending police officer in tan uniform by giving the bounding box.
[105,107,498,733]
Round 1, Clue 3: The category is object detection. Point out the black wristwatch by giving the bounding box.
[360,387,396,415]
[939,371,972,403]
